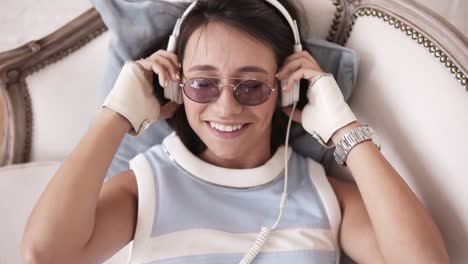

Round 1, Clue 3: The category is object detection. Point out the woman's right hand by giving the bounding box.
[102,50,179,136]
[135,49,181,89]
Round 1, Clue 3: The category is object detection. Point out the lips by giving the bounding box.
[206,121,250,139]
[209,122,245,132]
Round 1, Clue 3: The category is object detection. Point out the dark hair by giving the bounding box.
[150,0,309,155]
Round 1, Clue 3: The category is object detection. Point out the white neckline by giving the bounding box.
[162,133,292,189]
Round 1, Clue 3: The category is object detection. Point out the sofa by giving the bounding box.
[0,0,466,263]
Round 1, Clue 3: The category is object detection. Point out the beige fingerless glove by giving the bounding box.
[102,61,160,136]
[301,74,357,146]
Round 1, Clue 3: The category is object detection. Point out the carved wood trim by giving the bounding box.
[0,8,107,166]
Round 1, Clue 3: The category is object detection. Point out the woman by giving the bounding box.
[21,0,448,263]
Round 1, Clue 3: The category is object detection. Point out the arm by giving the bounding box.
[21,51,179,263]
[21,107,137,264]
[330,121,449,264]
[276,50,448,263]
[328,177,385,264]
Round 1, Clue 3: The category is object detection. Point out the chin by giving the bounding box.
[205,142,244,161]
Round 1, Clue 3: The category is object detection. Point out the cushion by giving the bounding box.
[0,161,131,263]
[90,0,359,178]
[0,162,60,263]
[345,15,468,262]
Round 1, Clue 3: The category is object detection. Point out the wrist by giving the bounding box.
[101,62,160,136]
[331,121,361,145]
[98,107,133,134]
[332,123,381,166]
[301,75,357,147]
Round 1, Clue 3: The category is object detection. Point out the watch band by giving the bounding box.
[333,125,379,166]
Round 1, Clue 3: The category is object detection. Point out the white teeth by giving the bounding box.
[209,122,244,132]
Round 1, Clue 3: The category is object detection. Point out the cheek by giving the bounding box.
[252,93,278,125]
[183,101,205,128]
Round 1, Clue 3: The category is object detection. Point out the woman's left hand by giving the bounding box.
[276,50,358,145]
[275,51,326,123]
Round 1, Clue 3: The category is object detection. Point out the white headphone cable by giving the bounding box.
[238,102,297,264]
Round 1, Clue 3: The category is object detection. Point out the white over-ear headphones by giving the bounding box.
[164,1,300,263]
[164,0,303,107]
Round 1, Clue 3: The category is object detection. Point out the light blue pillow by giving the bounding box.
[91,0,359,179]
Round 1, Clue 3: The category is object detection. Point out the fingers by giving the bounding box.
[276,57,314,80]
[135,57,153,70]
[277,51,323,80]
[150,50,179,70]
[133,60,154,81]
[152,57,180,88]
[283,51,320,69]
[276,50,327,92]
[149,51,180,80]
[152,63,171,88]
[284,68,324,92]
[137,50,181,88]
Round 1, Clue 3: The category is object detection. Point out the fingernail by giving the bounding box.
[164,80,168,87]
[176,73,180,80]
[178,62,182,68]
[275,72,279,78]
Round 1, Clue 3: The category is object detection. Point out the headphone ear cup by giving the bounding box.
[280,79,300,107]
[164,80,184,104]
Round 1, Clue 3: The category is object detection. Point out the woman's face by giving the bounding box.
[182,22,279,169]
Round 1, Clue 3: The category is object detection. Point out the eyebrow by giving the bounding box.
[187,65,269,74]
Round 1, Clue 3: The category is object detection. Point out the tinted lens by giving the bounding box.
[183,78,219,103]
[235,80,271,106]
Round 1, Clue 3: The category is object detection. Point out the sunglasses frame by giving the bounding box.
[179,75,277,106]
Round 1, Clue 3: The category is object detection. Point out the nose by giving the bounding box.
[210,83,243,116]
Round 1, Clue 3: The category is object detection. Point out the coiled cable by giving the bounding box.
[238,102,297,264]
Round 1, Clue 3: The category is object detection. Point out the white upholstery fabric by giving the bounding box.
[0,162,131,263]
[0,0,92,52]
[26,31,110,162]
[343,16,468,263]
[0,162,59,263]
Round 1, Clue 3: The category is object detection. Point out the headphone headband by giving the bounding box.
[167,0,302,53]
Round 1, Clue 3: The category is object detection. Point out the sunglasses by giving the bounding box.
[180,76,276,106]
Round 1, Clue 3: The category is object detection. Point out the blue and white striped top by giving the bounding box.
[128,133,341,264]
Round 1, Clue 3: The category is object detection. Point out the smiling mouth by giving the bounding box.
[208,122,246,132]
[205,121,250,139]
